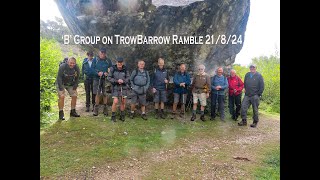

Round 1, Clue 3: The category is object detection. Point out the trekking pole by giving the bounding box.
[97,75,102,95]
[183,87,186,121]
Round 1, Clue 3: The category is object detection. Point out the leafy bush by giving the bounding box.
[40,38,63,124]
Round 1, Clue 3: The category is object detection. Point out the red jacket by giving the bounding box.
[227,75,244,96]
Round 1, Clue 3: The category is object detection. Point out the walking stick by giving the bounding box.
[182,86,186,121]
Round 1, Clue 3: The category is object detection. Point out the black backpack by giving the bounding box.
[59,58,68,67]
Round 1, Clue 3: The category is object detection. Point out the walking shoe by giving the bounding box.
[85,106,90,112]
[210,116,215,121]
[160,110,166,119]
[70,109,80,117]
[170,112,176,119]
[141,114,148,120]
[93,105,99,116]
[120,112,125,122]
[59,110,65,120]
[130,112,135,119]
[111,115,117,122]
[155,110,159,119]
[250,121,258,128]
[190,114,196,121]
[238,119,247,126]
[200,114,206,121]
[103,105,108,116]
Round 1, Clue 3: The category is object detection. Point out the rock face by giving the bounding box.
[55,0,250,75]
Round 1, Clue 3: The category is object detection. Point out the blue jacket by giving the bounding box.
[211,75,228,95]
[91,57,112,79]
[82,57,97,79]
[152,67,169,91]
[173,71,191,94]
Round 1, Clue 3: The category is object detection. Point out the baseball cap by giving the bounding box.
[116,57,124,62]
[99,47,107,53]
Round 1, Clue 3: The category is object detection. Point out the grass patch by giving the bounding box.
[254,145,280,179]
[40,115,220,177]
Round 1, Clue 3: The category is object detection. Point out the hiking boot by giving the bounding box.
[120,112,125,122]
[238,119,247,126]
[155,110,159,119]
[70,109,80,117]
[190,114,196,121]
[210,116,215,121]
[92,104,95,112]
[250,121,258,128]
[234,114,239,121]
[103,105,108,116]
[160,110,166,119]
[111,115,116,122]
[220,118,225,122]
[93,105,99,116]
[130,112,135,119]
[85,106,90,112]
[141,114,148,120]
[200,114,206,121]
[59,110,65,120]
[170,112,176,119]
[231,114,236,120]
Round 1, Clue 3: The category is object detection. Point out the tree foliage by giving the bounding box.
[40,17,71,43]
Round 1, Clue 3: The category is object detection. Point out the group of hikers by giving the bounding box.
[56,47,264,128]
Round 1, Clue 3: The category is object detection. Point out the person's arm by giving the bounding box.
[73,65,80,90]
[211,76,216,90]
[173,73,179,86]
[185,73,191,86]
[107,67,116,84]
[258,74,265,96]
[145,71,150,89]
[151,71,155,88]
[221,76,228,90]
[237,76,244,92]
[130,70,135,86]
[124,69,130,85]
[206,75,211,93]
[56,65,64,91]
[81,59,86,78]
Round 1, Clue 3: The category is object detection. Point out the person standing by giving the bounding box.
[107,57,130,122]
[190,64,211,121]
[238,64,264,128]
[56,57,81,120]
[129,60,150,120]
[82,51,97,112]
[92,47,113,116]
[210,67,228,121]
[151,58,169,119]
[227,69,244,121]
[170,64,191,119]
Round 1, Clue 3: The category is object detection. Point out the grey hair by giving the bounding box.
[198,64,205,70]
[230,69,236,74]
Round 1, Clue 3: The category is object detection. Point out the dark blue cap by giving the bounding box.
[116,57,124,62]
[99,47,106,53]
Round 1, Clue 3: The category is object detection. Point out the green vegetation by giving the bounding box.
[254,146,280,179]
[40,38,63,126]
[233,55,280,113]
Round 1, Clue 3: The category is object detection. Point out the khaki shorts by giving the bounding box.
[57,85,77,97]
[193,93,207,106]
